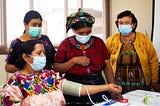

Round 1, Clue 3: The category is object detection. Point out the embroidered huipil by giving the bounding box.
[0,70,66,106]
[55,35,110,76]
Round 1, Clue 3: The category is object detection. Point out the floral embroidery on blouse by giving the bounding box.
[1,70,64,105]
[120,35,136,55]
[68,35,96,50]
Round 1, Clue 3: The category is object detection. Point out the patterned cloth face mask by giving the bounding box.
[75,34,92,44]
[118,24,132,35]
[28,27,42,38]
[29,56,46,71]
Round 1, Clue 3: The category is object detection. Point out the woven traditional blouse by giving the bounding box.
[55,35,110,76]
[0,70,66,106]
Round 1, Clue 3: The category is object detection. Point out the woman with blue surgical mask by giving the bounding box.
[54,9,122,105]
[5,10,56,73]
[106,10,159,94]
[0,40,122,106]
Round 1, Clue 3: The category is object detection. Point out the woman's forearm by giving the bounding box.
[62,80,122,97]
[53,58,76,73]
[104,60,115,84]
[80,85,108,96]
[63,80,109,97]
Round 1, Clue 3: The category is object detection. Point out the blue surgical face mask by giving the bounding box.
[75,34,91,44]
[118,24,132,35]
[28,27,41,38]
[29,56,46,71]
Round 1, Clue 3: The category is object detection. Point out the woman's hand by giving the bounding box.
[110,93,123,101]
[151,82,160,92]
[54,56,90,73]
[107,84,123,101]
[107,84,122,93]
[72,56,90,66]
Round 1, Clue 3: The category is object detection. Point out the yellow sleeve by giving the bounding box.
[146,36,159,83]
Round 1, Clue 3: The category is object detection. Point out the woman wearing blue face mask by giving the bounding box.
[5,10,56,73]
[54,9,122,104]
[106,10,159,94]
[0,40,122,106]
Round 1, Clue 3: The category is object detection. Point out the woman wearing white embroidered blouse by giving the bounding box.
[0,40,122,106]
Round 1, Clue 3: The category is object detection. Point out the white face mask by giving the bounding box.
[75,34,92,44]
[29,56,46,71]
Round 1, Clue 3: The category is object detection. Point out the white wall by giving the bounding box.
[110,0,152,38]
[0,55,8,85]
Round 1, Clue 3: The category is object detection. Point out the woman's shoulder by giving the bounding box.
[7,72,21,85]
[67,35,74,39]
[40,34,53,45]
[108,33,120,38]
[92,36,104,43]
[136,32,147,36]
[92,35,100,39]
[136,32,150,39]
[9,38,22,48]
[40,34,50,40]
[63,35,74,43]
[10,38,21,45]
[106,33,120,42]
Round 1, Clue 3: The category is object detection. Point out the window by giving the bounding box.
[6,0,29,45]
[67,0,104,40]
[1,0,107,53]
[83,0,104,40]
[33,0,65,46]
[0,0,7,54]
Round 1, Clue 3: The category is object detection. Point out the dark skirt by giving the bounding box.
[64,73,111,105]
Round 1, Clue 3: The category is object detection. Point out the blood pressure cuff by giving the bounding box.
[62,79,82,97]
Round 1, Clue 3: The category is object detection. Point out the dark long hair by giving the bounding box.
[15,40,44,69]
[24,10,42,24]
[23,10,43,33]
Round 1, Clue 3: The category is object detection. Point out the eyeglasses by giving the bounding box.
[76,30,92,35]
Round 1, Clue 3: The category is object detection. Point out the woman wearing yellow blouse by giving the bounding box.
[106,10,159,93]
